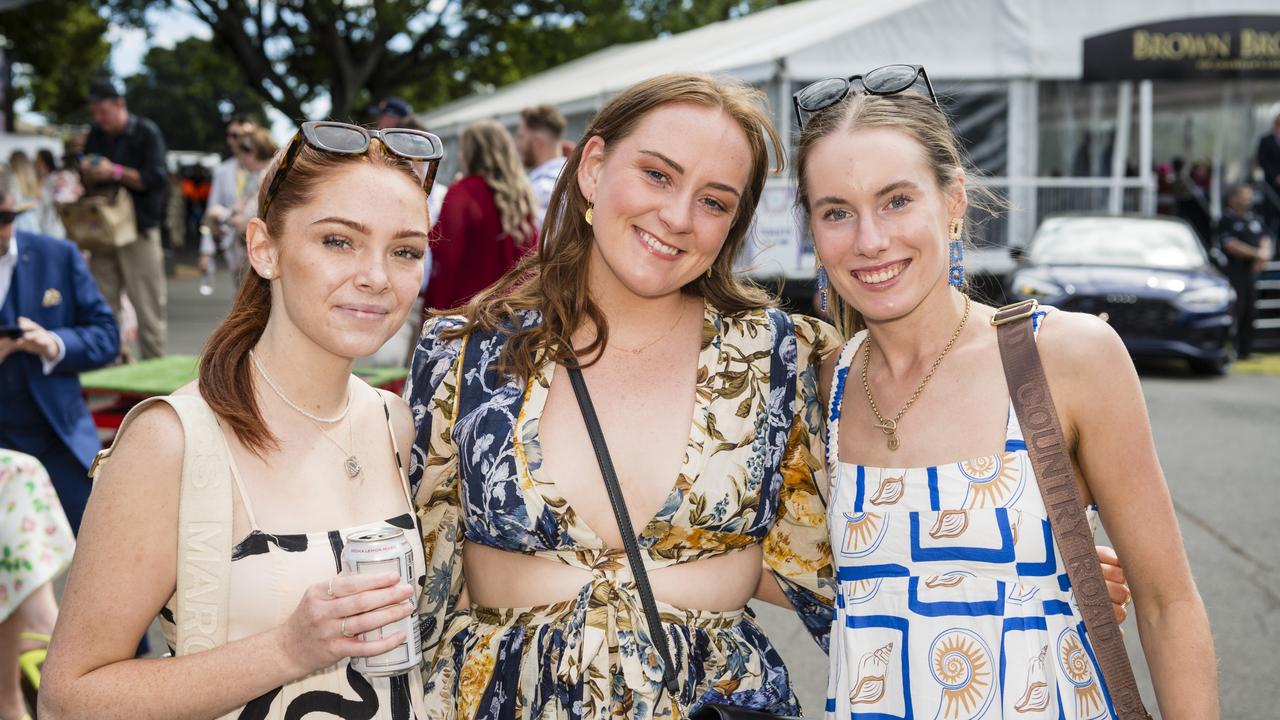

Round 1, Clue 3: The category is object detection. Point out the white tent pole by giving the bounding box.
[776,62,791,167]
[1139,80,1154,215]
[1210,83,1231,222]
[1109,81,1133,214]
[1007,79,1039,247]
[1089,84,1105,177]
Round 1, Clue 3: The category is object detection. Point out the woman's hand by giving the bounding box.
[276,571,415,678]
[1097,544,1131,624]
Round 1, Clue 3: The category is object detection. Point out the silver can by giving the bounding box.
[341,526,422,676]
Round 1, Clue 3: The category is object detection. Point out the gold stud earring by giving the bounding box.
[584,201,594,226]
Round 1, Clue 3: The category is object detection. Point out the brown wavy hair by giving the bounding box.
[198,135,426,454]
[459,120,537,242]
[795,92,997,339]
[441,73,782,379]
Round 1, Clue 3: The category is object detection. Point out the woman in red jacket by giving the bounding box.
[424,120,538,311]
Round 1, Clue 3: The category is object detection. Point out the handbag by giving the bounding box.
[57,183,138,252]
[993,300,1153,720]
[566,366,800,720]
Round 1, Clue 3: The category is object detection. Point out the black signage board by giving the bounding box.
[1083,14,1280,81]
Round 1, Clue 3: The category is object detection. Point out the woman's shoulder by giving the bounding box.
[713,306,840,367]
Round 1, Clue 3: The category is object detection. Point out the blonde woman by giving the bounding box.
[7,152,41,234]
[422,120,537,311]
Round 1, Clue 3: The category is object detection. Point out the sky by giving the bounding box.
[104,5,300,145]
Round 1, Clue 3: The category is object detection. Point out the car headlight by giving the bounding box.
[1176,286,1232,312]
[1012,276,1063,298]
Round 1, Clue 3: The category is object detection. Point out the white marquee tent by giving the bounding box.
[422,0,1280,280]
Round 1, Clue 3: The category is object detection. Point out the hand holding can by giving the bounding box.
[277,571,414,679]
[341,527,423,676]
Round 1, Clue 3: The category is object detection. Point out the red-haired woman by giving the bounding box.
[40,123,444,719]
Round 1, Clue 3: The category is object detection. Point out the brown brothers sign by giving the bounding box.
[1083,14,1280,80]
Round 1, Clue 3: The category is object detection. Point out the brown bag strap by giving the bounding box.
[993,300,1152,720]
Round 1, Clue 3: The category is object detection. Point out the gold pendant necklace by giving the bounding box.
[250,351,361,478]
[861,295,971,451]
[309,414,363,480]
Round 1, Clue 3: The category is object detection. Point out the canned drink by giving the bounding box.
[341,527,422,676]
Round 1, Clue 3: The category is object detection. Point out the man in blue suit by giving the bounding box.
[0,176,119,534]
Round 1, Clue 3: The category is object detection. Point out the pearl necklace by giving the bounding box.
[249,350,362,479]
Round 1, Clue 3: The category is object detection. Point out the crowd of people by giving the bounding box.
[0,60,1227,720]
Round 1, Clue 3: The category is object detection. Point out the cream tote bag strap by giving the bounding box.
[91,395,235,679]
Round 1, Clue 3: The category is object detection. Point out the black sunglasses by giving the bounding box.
[793,64,937,130]
[0,209,25,226]
[260,120,445,219]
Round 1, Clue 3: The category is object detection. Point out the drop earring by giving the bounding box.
[948,218,965,287]
[584,201,594,226]
[815,258,829,312]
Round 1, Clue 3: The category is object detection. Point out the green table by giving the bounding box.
[82,355,408,432]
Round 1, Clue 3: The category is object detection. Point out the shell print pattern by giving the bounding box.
[924,571,974,589]
[850,641,894,705]
[960,453,1026,509]
[929,629,995,720]
[929,509,970,539]
[1013,645,1051,713]
[1058,628,1107,719]
[870,475,905,505]
[826,315,1117,720]
[841,512,889,557]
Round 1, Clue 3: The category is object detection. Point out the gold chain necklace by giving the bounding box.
[860,294,971,451]
[306,413,363,480]
[250,351,362,478]
[608,300,689,354]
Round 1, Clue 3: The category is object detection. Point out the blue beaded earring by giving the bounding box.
[816,260,829,312]
[948,218,965,287]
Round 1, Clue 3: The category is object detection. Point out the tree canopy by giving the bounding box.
[101,0,792,122]
[124,36,269,152]
[0,0,112,125]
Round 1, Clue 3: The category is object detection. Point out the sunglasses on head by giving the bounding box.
[793,64,937,130]
[260,120,445,219]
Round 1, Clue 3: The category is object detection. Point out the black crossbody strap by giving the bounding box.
[566,366,681,698]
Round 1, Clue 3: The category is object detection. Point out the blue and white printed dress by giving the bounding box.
[824,311,1118,720]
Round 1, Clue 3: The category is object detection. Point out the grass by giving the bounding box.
[1234,353,1280,376]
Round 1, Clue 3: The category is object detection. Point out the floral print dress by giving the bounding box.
[406,303,839,719]
[0,450,75,621]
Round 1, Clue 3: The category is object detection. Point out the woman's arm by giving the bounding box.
[1041,312,1218,719]
[40,403,413,720]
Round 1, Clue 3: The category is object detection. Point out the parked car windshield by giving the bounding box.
[1029,217,1206,270]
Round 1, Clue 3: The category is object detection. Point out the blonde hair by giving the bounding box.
[459,120,536,242]
[8,151,39,200]
[794,92,996,338]
[441,73,781,380]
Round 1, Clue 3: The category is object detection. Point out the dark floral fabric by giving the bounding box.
[405,303,838,718]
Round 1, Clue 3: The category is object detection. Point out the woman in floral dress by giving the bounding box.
[407,73,837,719]
[0,450,75,720]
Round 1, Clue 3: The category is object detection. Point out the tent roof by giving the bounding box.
[422,0,1280,133]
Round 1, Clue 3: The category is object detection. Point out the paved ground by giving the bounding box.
[131,268,1279,717]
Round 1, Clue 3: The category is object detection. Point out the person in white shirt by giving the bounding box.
[203,115,261,284]
[514,104,568,230]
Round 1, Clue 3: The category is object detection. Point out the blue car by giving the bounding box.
[1007,214,1235,375]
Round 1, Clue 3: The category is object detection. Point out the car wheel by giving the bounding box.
[1188,352,1232,376]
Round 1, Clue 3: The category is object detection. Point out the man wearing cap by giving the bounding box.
[81,77,169,359]
[0,171,119,534]
[373,97,413,130]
